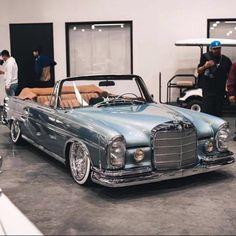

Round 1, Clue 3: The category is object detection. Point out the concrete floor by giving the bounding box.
[0,116,236,235]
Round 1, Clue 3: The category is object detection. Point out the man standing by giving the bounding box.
[33,47,56,87]
[227,61,236,141]
[197,40,232,116]
[0,50,18,96]
[227,61,236,103]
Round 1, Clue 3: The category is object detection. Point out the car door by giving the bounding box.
[14,100,36,140]
[26,105,71,158]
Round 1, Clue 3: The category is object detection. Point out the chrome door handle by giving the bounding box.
[23,107,29,115]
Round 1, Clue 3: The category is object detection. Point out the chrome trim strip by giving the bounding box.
[157,135,196,141]
[91,155,235,187]
[65,137,105,152]
[156,149,196,156]
[92,166,152,177]
[157,142,196,148]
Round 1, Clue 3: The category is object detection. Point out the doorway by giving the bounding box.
[10,23,55,93]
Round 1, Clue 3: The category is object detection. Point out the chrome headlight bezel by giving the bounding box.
[215,123,230,152]
[107,136,126,169]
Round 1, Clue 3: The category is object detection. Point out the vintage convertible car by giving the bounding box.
[1,75,235,187]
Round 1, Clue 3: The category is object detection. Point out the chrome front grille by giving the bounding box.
[152,122,198,170]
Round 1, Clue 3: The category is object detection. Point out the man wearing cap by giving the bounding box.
[0,50,18,96]
[197,40,232,116]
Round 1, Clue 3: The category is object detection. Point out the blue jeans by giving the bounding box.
[5,83,18,96]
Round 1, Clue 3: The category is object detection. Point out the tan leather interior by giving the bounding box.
[37,95,52,106]
[59,98,80,109]
[18,85,102,108]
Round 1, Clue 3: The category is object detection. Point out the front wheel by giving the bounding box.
[69,141,92,185]
[187,99,203,112]
[10,120,23,144]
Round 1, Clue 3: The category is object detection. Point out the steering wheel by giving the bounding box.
[115,93,139,100]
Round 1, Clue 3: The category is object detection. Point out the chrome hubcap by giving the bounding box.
[70,142,89,181]
[11,121,20,142]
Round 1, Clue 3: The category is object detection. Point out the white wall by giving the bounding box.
[1,0,236,101]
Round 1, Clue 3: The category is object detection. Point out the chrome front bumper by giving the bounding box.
[91,154,235,187]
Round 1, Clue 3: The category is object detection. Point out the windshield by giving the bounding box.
[57,75,151,109]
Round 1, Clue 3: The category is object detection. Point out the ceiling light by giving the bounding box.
[98,29,102,32]
[216,21,220,24]
[73,26,77,31]
[210,27,214,30]
[81,29,85,32]
[213,23,217,27]
[92,23,124,28]
[224,21,236,24]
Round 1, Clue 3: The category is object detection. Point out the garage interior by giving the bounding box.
[1,0,236,235]
[0,117,236,235]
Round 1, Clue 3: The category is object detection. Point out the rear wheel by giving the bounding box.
[10,120,23,144]
[69,141,92,185]
[187,99,203,112]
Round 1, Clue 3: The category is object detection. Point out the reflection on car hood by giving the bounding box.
[65,103,225,146]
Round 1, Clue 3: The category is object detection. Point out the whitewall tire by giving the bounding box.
[69,141,91,185]
[10,120,23,144]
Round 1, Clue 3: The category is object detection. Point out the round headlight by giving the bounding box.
[108,136,126,168]
[216,125,230,152]
[204,139,214,153]
[134,149,144,162]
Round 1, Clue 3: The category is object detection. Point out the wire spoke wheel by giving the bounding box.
[69,141,91,185]
[10,120,22,144]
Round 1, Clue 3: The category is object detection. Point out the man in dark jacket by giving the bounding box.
[33,47,56,87]
[227,61,236,141]
[227,61,236,103]
[197,40,232,116]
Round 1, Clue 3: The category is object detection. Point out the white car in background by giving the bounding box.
[178,88,203,112]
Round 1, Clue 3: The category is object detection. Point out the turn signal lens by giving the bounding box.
[134,149,144,162]
[204,139,214,153]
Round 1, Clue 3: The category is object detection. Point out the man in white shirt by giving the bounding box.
[0,50,18,96]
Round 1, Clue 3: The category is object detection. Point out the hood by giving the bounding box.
[62,103,225,147]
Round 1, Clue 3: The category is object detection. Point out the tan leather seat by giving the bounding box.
[60,99,80,109]
[59,92,100,108]
[19,87,102,109]
[37,95,52,106]
[81,92,99,103]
